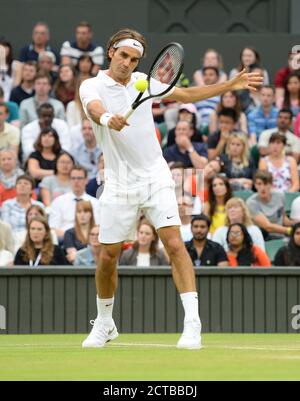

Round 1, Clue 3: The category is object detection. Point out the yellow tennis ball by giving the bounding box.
[134,79,148,92]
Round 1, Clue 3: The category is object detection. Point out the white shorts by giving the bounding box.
[98,181,181,244]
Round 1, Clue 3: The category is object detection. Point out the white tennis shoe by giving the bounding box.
[176,318,202,350]
[82,318,119,348]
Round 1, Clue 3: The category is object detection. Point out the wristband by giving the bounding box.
[100,113,114,127]
[287,227,292,236]
[188,146,195,154]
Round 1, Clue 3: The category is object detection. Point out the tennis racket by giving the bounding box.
[124,42,184,120]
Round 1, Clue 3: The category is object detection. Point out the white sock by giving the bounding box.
[180,292,200,322]
[97,296,114,324]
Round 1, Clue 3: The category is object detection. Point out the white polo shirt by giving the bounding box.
[79,71,174,189]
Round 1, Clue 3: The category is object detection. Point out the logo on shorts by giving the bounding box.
[167,215,175,219]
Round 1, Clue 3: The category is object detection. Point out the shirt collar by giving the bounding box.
[72,192,86,200]
[97,70,137,88]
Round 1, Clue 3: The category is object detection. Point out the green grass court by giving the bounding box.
[1,333,300,381]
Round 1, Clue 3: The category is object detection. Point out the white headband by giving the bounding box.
[113,38,144,56]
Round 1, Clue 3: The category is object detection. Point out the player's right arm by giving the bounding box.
[79,79,128,131]
[86,100,129,131]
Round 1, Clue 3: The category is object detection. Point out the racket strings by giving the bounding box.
[150,46,183,95]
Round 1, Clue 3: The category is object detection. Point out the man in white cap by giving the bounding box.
[79,28,263,350]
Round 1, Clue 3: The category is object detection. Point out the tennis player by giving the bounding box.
[80,28,262,349]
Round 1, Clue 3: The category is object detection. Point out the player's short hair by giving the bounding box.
[191,214,211,228]
[106,28,147,62]
[254,170,273,185]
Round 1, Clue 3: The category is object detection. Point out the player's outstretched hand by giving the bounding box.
[108,115,130,131]
[230,68,263,92]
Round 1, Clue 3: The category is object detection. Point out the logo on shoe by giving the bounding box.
[108,328,115,336]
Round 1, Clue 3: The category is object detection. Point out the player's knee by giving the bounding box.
[100,246,121,265]
[164,237,184,257]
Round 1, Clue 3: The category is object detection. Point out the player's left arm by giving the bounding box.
[167,68,263,104]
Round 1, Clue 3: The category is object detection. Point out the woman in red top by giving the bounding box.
[226,223,270,267]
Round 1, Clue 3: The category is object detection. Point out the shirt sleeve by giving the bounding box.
[79,78,102,117]
[149,77,175,99]
[63,229,75,249]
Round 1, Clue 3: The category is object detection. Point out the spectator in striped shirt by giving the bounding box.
[60,21,104,75]
[247,86,278,146]
[1,175,44,233]
[194,67,220,138]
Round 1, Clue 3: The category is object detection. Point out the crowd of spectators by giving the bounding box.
[1,21,300,267]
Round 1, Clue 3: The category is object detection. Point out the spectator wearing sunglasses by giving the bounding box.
[226,223,270,267]
[72,118,101,179]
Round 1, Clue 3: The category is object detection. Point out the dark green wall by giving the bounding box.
[1,0,299,81]
[1,267,300,334]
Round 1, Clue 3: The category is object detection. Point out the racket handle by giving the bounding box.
[124,108,134,120]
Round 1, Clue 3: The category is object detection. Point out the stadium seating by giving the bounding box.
[284,192,300,216]
[233,190,254,202]
[265,239,285,263]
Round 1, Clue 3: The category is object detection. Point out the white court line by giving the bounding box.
[1,343,300,352]
[214,345,300,352]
